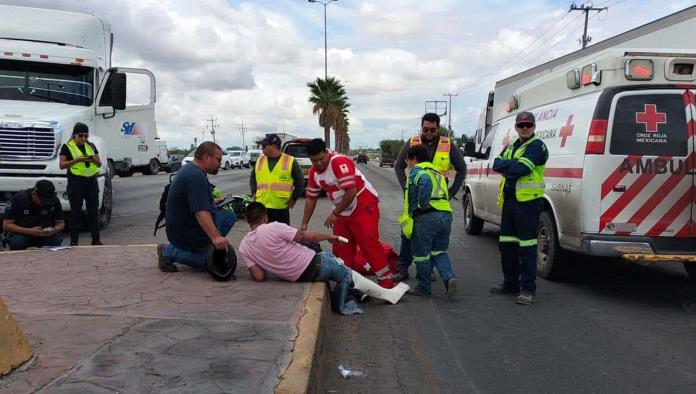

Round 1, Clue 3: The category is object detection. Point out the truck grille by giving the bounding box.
[0,126,57,161]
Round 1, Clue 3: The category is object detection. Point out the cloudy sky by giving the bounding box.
[5,0,695,149]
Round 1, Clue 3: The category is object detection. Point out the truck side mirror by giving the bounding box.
[463,142,476,157]
[111,72,127,110]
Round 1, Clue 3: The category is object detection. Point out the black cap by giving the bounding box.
[260,134,281,147]
[34,180,56,200]
[515,111,535,125]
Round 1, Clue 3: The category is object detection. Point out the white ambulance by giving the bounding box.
[463,6,696,279]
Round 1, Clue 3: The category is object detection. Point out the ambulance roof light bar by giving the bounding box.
[624,59,654,81]
[581,63,602,86]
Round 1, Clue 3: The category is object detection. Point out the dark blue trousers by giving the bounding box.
[499,198,543,294]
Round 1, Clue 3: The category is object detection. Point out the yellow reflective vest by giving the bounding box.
[410,135,451,178]
[496,136,546,207]
[66,139,100,178]
[399,162,452,239]
[255,153,295,209]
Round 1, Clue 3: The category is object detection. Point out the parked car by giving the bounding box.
[226,151,246,169]
[182,153,194,166]
[379,154,395,167]
[167,154,184,172]
[281,138,313,187]
[248,149,262,166]
[357,154,369,164]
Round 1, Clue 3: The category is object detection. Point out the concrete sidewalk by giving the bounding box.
[0,245,326,393]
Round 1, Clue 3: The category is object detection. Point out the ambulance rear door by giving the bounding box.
[597,88,694,239]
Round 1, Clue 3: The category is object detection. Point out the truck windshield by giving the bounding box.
[0,59,94,106]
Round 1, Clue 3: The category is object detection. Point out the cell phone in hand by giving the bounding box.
[41,227,54,233]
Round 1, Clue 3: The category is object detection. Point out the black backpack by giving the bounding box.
[154,174,175,236]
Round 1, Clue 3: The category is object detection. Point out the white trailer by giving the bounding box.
[0,5,162,226]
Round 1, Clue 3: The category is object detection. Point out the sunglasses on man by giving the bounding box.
[515,123,535,129]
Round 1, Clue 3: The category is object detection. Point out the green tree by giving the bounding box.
[379,139,405,157]
[307,77,350,151]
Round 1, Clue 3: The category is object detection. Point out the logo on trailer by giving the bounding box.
[120,122,143,137]
[635,104,666,133]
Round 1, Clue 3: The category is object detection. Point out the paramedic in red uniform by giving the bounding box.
[300,138,395,289]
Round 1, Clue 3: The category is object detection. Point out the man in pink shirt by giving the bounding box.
[239,202,409,313]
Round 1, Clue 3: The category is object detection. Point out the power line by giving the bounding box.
[569,2,608,48]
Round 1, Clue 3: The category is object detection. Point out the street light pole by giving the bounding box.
[308,0,337,81]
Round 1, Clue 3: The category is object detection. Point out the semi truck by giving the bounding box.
[462,5,696,278]
[0,5,164,227]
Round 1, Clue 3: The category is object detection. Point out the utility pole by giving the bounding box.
[400,129,405,141]
[238,122,248,150]
[443,92,458,137]
[569,2,607,49]
[206,115,220,144]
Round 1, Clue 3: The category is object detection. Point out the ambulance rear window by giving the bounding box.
[609,94,688,156]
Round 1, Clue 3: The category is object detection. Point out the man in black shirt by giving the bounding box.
[157,141,237,272]
[2,180,64,250]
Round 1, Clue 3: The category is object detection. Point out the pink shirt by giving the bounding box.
[239,222,316,281]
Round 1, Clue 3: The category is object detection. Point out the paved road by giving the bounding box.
[103,162,696,393]
[317,162,696,394]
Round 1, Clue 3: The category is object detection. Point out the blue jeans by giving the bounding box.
[7,233,63,250]
[411,210,455,294]
[162,210,236,269]
[397,233,412,273]
[314,251,362,315]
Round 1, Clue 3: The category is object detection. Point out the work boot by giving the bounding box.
[515,292,536,305]
[91,240,103,246]
[393,271,410,282]
[157,244,178,273]
[408,288,430,297]
[445,278,458,300]
[489,283,519,296]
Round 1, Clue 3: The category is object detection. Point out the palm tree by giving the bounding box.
[308,77,350,150]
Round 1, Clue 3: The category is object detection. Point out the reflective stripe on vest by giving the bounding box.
[398,162,452,239]
[410,135,451,177]
[496,136,546,207]
[255,153,295,209]
[66,139,99,177]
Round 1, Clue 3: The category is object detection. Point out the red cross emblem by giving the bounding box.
[502,130,512,146]
[635,104,666,133]
[559,115,574,148]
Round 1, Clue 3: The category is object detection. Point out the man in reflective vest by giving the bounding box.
[399,144,457,298]
[491,111,548,305]
[393,112,467,282]
[250,134,304,225]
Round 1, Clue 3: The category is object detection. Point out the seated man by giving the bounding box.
[239,202,409,314]
[157,142,237,271]
[2,180,64,250]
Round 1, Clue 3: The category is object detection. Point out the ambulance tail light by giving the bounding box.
[585,119,608,155]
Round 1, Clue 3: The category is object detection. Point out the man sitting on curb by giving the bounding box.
[2,180,64,250]
[238,202,410,314]
[157,141,236,271]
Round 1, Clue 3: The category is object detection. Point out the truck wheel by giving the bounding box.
[683,263,696,280]
[464,193,484,235]
[144,159,159,175]
[224,161,230,170]
[537,210,566,280]
[99,174,113,230]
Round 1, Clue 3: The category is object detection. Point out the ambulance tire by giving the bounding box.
[464,193,483,235]
[682,262,696,281]
[537,211,566,280]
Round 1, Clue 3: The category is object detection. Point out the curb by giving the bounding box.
[0,298,33,377]
[276,282,329,394]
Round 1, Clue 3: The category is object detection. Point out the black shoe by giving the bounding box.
[91,240,103,246]
[490,283,519,296]
[393,271,410,282]
[157,244,178,272]
[446,278,458,300]
[408,288,431,297]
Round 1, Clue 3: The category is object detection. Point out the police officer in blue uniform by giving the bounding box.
[490,111,548,305]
